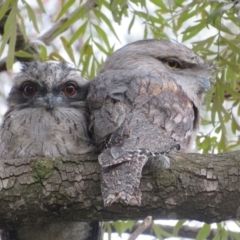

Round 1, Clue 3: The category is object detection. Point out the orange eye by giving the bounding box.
[23,83,37,97]
[63,83,77,96]
[164,60,181,69]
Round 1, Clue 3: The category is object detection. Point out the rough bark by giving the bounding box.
[0,151,239,230]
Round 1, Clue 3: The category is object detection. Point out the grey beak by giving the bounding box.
[43,94,56,109]
[34,93,58,109]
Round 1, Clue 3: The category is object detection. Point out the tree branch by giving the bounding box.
[0,151,239,230]
[128,216,152,240]
[37,0,97,45]
[0,0,97,72]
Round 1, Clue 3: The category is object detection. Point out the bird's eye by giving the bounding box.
[23,83,37,97]
[164,59,181,69]
[63,83,77,97]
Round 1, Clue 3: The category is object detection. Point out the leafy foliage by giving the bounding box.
[0,0,239,152]
[0,0,240,239]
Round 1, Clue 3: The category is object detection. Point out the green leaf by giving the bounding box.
[94,9,120,42]
[177,3,205,31]
[207,2,234,24]
[215,125,222,134]
[36,0,46,13]
[212,232,221,240]
[182,21,206,42]
[103,222,112,239]
[0,33,10,57]
[39,45,48,61]
[78,37,90,67]
[60,37,75,64]
[128,14,135,34]
[53,6,85,38]
[218,132,227,152]
[0,0,11,20]
[206,3,224,24]
[213,21,234,35]
[149,14,165,25]
[150,0,168,11]
[56,0,75,21]
[89,59,96,80]
[218,81,240,99]
[15,50,34,58]
[134,10,148,20]
[216,222,223,231]
[232,115,240,134]
[173,220,186,236]
[144,24,148,38]
[93,40,109,55]
[222,37,240,53]
[0,11,12,56]
[152,223,173,238]
[112,221,135,235]
[6,2,17,69]
[220,228,228,240]
[0,1,18,67]
[69,21,88,45]
[199,136,211,153]
[49,52,65,61]
[17,11,27,42]
[23,0,40,33]
[192,36,216,49]
[79,38,93,77]
[93,24,110,49]
[196,223,211,240]
[230,231,240,240]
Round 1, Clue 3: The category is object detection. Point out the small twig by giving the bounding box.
[128,216,152,240]
[37,18,68,46]
[37,0,96,45]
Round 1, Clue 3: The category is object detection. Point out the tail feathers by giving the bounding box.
[99,147,155,167]
[100,149,149,206]
[100,148,171,206]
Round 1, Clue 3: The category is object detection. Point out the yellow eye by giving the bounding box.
[164,60,181,69]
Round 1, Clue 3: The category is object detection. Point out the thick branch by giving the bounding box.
[0,151,239,230]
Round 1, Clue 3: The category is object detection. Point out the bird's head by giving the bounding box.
[7,61,89,110]
[99,39,214,109]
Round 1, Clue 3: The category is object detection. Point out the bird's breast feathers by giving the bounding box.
[0,107,94,159]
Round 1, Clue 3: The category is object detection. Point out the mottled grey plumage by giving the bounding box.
[0,61,99,240]
[0,61,95,159]
[87,39,213,206]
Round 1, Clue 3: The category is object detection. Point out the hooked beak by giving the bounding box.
[34,93,59,109]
